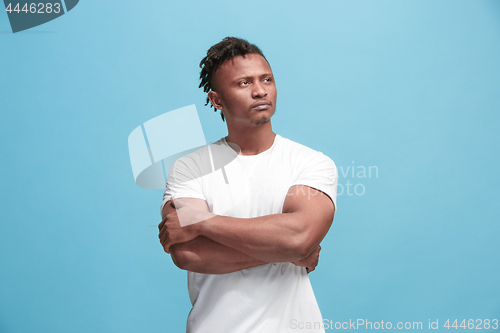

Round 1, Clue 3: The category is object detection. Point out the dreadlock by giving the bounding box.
[199,37,267,121]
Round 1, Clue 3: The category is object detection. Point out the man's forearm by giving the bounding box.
[163,188,334,265]
[191,188,334,263]
[170,236,268,274]
[193,211,320,263]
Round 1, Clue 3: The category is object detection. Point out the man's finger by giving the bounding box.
[159,227,168,244]
[158,220,167,238]
[159,225,166,239]
[158,217,167,231]
[161,235,169,252]
[164,241,172,254]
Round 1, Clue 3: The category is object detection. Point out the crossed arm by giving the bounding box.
[158,185,335,274]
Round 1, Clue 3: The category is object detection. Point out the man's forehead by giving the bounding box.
[218,54,272,78]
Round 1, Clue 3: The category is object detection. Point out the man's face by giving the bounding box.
[209,54,277,126]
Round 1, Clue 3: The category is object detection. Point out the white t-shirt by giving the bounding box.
[161,134,338,333]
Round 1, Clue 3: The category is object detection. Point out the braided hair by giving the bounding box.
[199,37,267,121]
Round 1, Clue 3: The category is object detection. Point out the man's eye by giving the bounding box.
[264,78,272,82]
[239,81,249,86]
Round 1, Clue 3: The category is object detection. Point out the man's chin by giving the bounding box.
[253,117,271,126]
[252,109,274,125]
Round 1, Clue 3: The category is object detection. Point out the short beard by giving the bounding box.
[253,118,270,125]
[252,108,275,125]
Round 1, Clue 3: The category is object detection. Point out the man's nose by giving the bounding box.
[252,82,267,99]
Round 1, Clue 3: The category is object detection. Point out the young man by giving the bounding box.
[158,37,338,333]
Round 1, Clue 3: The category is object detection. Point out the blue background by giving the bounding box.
[1,0,499,332]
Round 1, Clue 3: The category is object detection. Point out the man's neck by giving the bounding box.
[225,122,276,156]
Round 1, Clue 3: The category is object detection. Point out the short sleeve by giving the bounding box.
[291,152,338,214]
[160,156,206,214]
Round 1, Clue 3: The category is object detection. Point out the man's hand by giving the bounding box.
[158,197,209,253]
[291,245,321,273]
[158,197,267,274]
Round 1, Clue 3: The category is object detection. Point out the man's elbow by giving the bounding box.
[289,229,323,260]
[290,241,313,261]
[170,245,199,271]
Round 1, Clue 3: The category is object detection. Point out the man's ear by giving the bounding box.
[208,91,223,110]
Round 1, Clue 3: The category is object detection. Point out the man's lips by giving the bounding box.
[252,100,272,110]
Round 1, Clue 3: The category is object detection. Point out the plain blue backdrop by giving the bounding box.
[1,0,499,332]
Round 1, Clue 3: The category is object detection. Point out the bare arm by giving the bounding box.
[169,236,268,274]
[161,185,335,263]
[160,198,267,274]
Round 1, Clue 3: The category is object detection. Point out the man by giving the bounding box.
[158,37,338,332]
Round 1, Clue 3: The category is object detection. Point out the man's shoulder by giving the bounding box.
[170,138,235,176]
[174,137,217,158]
